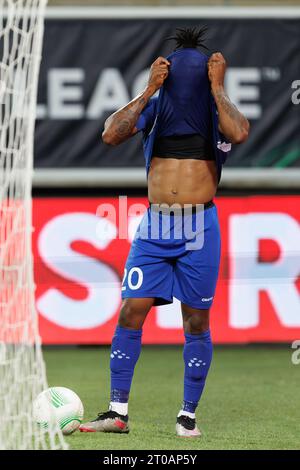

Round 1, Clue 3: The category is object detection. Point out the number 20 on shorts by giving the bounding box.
[122,267,144,291]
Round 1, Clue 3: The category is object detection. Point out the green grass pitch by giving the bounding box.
[44,346,299,450]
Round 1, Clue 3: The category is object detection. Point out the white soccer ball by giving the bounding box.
[33,387,84,435]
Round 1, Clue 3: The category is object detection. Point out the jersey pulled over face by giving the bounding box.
[156,48,212,140]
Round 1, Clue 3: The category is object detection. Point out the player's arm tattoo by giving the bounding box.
[212,87,250,144]
[102,88,153,145]
[214,90,243,123]
[112,96,146,138]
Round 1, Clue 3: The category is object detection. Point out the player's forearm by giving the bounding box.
[212,85,250,144]
[102,86,155,146]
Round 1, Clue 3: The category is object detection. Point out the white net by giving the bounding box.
[0,1,66,449]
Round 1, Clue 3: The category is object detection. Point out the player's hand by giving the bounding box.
[208,52,226,89]
[147,57,170,94]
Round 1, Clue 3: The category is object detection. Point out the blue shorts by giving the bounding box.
[121,203,221,309]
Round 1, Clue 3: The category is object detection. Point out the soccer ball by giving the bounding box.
[33,387,84,435]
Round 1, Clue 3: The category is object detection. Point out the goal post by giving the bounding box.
[0,0,66,449]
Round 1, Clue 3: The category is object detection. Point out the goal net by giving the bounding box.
[0,1,66,449]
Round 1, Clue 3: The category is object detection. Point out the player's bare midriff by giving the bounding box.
[148,157,218,206]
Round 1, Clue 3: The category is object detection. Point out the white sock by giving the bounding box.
[109,401,128,416]
[177,409,195,419]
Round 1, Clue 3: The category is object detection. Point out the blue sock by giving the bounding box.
[182,330,213,414]
[110,326,142,405]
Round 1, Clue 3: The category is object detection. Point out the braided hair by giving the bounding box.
[167,26,209,50]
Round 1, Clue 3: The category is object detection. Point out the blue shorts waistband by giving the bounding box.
[149,200,214,215]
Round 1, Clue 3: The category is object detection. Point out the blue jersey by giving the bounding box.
[136,48,231,182]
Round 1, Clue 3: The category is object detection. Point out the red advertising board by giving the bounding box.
[32,196,300,344]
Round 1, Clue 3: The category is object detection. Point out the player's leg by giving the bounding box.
[80,206,173,433]
[173,205,220,436]
[109,297,154,415]
[79,297,153,433]
[176,305,212,437]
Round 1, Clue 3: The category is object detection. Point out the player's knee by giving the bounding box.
[118,300,150,329]
[182,309,210,335]
[118,303,138,329]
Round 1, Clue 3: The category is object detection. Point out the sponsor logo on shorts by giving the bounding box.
[201,296,213,302]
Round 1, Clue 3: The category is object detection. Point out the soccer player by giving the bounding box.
[80,28,249,437]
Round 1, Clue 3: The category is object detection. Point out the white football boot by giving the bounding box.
[79,410,129,433]
[176,414,201,437]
